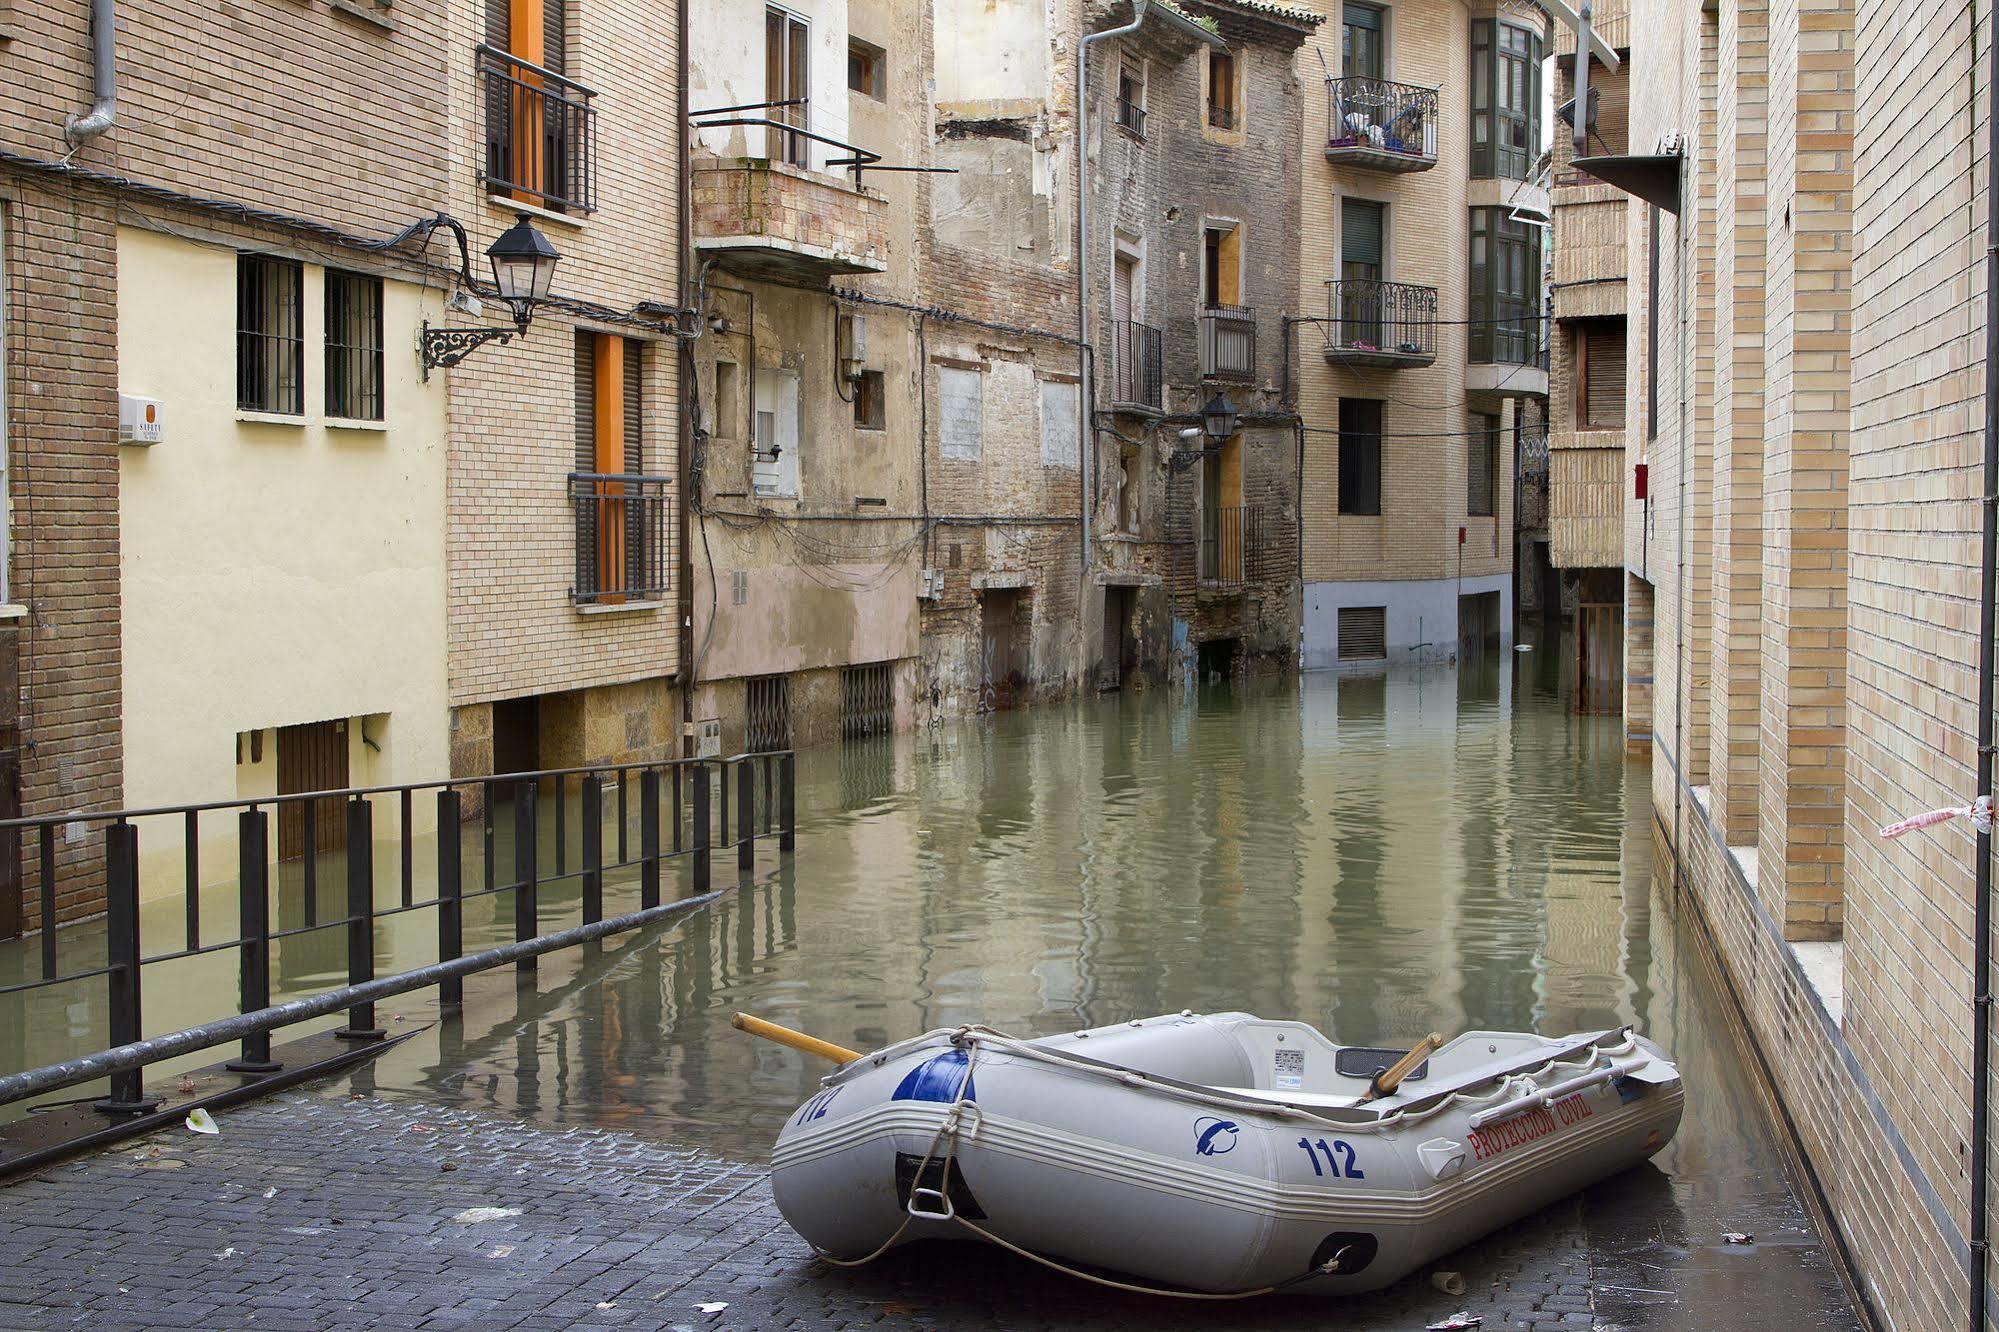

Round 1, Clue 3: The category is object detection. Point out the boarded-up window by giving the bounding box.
[1338,606,1387,661]
[938,365,983,461]
[1039,379,1079,467]
[1577,323,1626,429]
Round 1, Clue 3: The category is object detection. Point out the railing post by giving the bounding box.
[692,763,711,893]
[640,768,661,910]
[737,758,755,872]
[779,753,796,853]
[337,798,384,1041]
[513,778,538,972]
[581,772,603,925]
[94,821,156,1113]
[719,753,731,849]
[437,788,463,1006]
[227,808,281,1074]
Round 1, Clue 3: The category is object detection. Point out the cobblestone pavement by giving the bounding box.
[0,1087,1850,1332]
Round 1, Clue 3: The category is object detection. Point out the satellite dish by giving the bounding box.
[1556,85,1600,132]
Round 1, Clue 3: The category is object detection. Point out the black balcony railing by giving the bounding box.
[1116,97,1147,136]
[481,46,598,213]
[1326,78,1439,167]
[1110,320,1164,409]
[570,473,672,605]
[1200,305,1257,382]
[1200,505,1266,587]
[1324,279,1440,365]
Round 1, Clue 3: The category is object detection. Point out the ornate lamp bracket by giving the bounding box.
[420,323,516,380]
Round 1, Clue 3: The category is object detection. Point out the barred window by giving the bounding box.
[237,255,304,415]
[325,270,385,422]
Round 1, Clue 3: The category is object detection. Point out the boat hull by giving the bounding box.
[771,1014,1683,1295]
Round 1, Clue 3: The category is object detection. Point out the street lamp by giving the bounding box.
[417,212,562,378]
[1200,392,1240,443]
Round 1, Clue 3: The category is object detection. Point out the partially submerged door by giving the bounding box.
[277,719,349,860]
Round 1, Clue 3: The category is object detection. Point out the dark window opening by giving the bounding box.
[325,269,384,422]
[854,369,886,429]
[1647,207,1660,440]
[237,254,304,415]
[848,37,885,99]
[1117,59,1146,135]
[1208,50,1237,130]
[1338,398,1383,516]
[1468,413,1498,517]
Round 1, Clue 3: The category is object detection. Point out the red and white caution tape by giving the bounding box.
[1879,796,1994,839]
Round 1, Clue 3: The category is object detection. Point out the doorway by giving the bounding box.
[980,589,1029,711]
[1457,591,1501,661]
[1101,587,1137,690]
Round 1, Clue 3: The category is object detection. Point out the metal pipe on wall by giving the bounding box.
[66,0,117,144]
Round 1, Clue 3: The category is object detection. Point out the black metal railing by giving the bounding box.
[1116,97,1147,136]
[1200,305,1257,382]
[1199,505,1266,588]
[1324,279,1440,361]
[1208,105,1238,131]
[0,751,797,1125]
[480,45,598,213]
[1110,320,1164,410]
[1518,426,1550,531]
[570,473,672,606]
[1327,78,1439,163]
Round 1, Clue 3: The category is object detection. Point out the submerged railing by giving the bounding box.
[0,752,795,1116]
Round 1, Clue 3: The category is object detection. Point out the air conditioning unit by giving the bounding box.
[685,717,722,759]
[836,311,868,380]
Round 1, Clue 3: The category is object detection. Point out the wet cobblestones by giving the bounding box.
[0,1091,1609,1331]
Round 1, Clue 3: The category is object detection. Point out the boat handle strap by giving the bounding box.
[906,1186,956,1221]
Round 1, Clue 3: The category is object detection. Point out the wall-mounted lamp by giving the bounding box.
[418,212,562,379]
[1200,392,1240,442]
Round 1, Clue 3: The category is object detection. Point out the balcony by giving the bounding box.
[1116,97,1147,137]
[690,157,888,281]
[570,473,673,607]
[1199,505,1267,589]
[1323,279,1439,368]
[1325,78,1439,173]
[480,46,598,213]
[1109,320,1163,411]
[1199,305,1257,382]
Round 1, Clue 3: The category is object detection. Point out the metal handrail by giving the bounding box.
[472,42,599,98]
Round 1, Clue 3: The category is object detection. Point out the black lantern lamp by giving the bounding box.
[1200,392,1240,443]
[419,212,561,377]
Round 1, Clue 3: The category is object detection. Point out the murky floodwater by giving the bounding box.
[1,622,1860,1325]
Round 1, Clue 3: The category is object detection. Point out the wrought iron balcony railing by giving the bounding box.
[481,46,598,213]
[1116,97,1147,136]
[570,473,672,605]
[1199,504,1266,588]
[1200,305,1256,382]
[1110,320,1164,410]
[1323,279,1439,368]
[1326,78,1439,171]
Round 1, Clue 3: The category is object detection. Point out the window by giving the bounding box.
[575,332,644,473]
[324,270,384,422]
[1468,414,1498,517]
[1117,441,1142,532]
[237,255,304,415]
[853,369,886,429]
[848,37,885,99]
[938,364,983,461]
[766,6,811,167]
[1207,50,1237,130]
[1338,606,1387,661]
[1117,57,1146,135]
[1203,222,1242,307]
[1471,19,1542,180]
[1039,378,1079,467]
[1338,398,1383,516]
[1647,207,1660,440]
[1576,322,1627,429]
[754,367,801,495]
[1469,207,1542,365]
[1342,2,1384,79]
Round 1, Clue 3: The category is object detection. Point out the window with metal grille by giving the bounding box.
[1338,606,1388,661]
[325,270,384,422]
[1207,51,1237,130]
[1468,414,1498,517]
[1117,57,1146,135]
[237,255,304,414]
[841,662,894,740]
[746,674,792,753]
[1338,398,1383,516]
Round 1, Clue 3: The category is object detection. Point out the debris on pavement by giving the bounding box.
[1723,1232,1754,1245]
[1427,1315,1482,1330]
[184,1108,219,1135]
[696,1301,729,1314]
[451,1206,522,1224]
[1430,1270,1467,1296]
[596,1302,617,1310]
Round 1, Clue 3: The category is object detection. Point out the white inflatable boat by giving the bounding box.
[766,1011,1682,1296]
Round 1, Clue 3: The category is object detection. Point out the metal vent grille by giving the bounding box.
[1338,606,1388,661]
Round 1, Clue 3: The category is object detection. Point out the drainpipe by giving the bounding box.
[676,0,695,748]
[1969,0,1998,1321]
[64,0,117,145]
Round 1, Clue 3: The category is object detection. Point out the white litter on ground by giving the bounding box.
[184,1108,219,1135]
[696,1302,729,1314]
[451,1206,523,1225]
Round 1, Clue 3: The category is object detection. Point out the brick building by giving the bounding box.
[1570,0,1999,1324]
[1296,0,1549,669]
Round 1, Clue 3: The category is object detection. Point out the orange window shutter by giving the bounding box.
[509,0,546,201]
[594,334,627,600]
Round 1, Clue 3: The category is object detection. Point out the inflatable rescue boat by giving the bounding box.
[758,1010,1683,1296]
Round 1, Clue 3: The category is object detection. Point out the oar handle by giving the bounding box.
[1362,1031,1443,1102]
[732,1012,862,1065]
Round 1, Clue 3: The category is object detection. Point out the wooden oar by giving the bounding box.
[732,1012,862,1065]
[1359,1031,1443,1103]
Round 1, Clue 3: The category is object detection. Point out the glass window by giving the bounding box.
[848,38,885,99]
[1470,18,1542,179]
[237,254,304,415]
[324,270,384,422]
[1343,3,1384,79]
[1469,207,1542,365]
[1338,398,1383,516]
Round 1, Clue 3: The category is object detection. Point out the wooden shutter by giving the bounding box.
[277,720,350,861]
[1338,607,1387,661]
[623,339,643,474]
[1583,326,1626,428]
[543,0,565,74]
[574,332,596,470]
